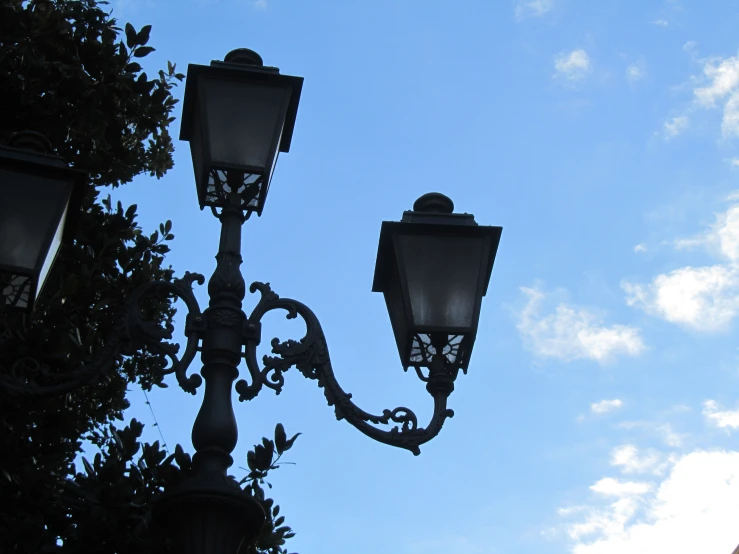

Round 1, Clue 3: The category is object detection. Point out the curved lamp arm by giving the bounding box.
[125,271,206,394]
[0,272,206,398]
[236,282,456,456]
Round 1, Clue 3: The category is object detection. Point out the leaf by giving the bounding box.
[135,25,152,46]
[254,442,272,470]
[125,23,137,48]
[174,444,191,469]
[125,203,137,220]
[125,62,142,73]
[275,423,287,454]
[165,219,172,233]
[133,46,156,58]
[82,457,95,477]
[284,432,302,452]
[167,60,174,75]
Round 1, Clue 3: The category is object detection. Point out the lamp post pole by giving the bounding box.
[153,189,265,553]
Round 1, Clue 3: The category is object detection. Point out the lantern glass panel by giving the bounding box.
[0,168,72,274]
[396,234,486,330]
[201,77,290,171]
[37,201,68,299]
[0,167,74,309]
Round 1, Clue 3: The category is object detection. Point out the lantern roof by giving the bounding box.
[179,49,304,154]
[372,193,502,296]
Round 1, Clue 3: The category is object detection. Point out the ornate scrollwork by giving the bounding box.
[0,271,207,398]
[236,282,456,455]
[125,271,206,394]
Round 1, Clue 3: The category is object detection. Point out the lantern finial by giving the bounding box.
[9,131,52,154]
[413,193,454,214]
[224,48,264,67]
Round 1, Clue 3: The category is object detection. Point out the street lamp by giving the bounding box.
[127,48,503,553]
[180,48,303,216]
[0,131,85,313]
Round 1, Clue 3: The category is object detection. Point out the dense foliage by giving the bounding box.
[0,1,296,551]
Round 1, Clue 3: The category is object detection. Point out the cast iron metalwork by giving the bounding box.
[235,281,456,456]
[205,168,263,211]
[0,275,31,313]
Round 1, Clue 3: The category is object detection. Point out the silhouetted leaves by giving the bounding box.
[0,2,298,553]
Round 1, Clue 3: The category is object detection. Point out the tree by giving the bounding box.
[0,1,296,551]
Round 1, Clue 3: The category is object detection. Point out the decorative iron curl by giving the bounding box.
[126,271,206,394]
[236,282,455,455]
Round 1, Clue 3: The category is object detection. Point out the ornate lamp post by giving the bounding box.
[127,48,503,552]
[0,131,85,313]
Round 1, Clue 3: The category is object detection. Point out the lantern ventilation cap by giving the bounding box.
[413,193,454,214]
[224,48,264,67]
[9,131,52,154]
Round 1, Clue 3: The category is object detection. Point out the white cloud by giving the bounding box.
[623,264,739,332]
[663,115,689,139]
[591,399,624,414]
[634,243,648,253]
[560,451,739,554]
[691,53,739,138]
[703,400,739,430]
[515,0,553,19]
[555,50,591,82]
[610,445,663,474]
[590,477,653,497]
[626,62,646,83]
[517,287,646,364]
[658,423,685,447]
[253,0,267,8]
[653,19,669,27]
[624,195,739,332]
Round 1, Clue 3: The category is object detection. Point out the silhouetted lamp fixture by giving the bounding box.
[180,48,303,215]
[0,131,84,313]
[373,192,501,373]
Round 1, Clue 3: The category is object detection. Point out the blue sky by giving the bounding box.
[107,0,739,552]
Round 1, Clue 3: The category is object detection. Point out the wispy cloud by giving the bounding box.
[626,60,647,83]
[610,445,664,474]
[679,51,739,138]
[515,0,553,20]
[253,0,267,8]
[652,19,669,27]
[591,399,624,414]
[663,115,689,139]
[634,243,648,253]
[623,193,739,332]
[554,49,591,82]
[517,287,645,364]
[703,400,739,430]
